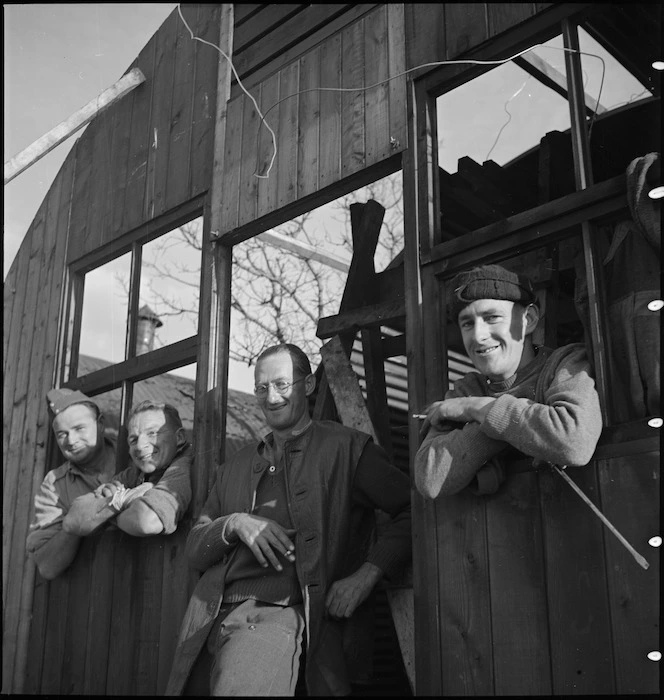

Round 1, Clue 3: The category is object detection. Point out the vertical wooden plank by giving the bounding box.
[84,111,115,253]
[165,3,198,208]
[66,128,94,262]
[444,3,489,59]
[133,538,166,695]
[59,537,95,693]
[256,71,280,215]
[297,47,321,198]
[144,11,178,222]
[387,3,407,153]
[318,33,342,190]
[10,164,70,693]
[2,232,32,457]
[105,535,139,695]
[296,46,320,200]
[276,61,300,210]
[122,39,157,235]
[404,3,445,71]
[109,87,137,240]
[219,95,244,233]
[2,211,45,589]
[598,453,659,694]
[486,472,553,695]
[83,531,117,694]
[487,3,537,37]
[156,528,191,694]
[37,575,71,693]
[341,18,366,178]
[364,5,390,166]
[540,464,615,694]
[238,89,260,227]
[189,4,221,199]
[402,75,443,694]
[437,493,494,696]
[23,574,49,694]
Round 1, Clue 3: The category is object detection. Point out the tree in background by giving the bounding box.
[128,172,403,367]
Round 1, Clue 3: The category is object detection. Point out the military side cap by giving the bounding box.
[46,388,98,417]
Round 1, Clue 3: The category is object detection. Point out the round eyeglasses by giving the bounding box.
[253,376,307,398]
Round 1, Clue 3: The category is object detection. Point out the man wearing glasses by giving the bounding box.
[166,343,412,697]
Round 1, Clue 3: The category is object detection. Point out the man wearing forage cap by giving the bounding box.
[414,263,603,499]
[26,388,118,579]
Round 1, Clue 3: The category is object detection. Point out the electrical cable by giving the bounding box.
[176,6,607,180]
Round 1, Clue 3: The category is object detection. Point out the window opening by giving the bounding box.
[78,252,131,367]
[229,171,403,376]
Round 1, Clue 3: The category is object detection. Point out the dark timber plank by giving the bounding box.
[539,465,615,694]
[364,5,391,166]
[341,18,366,178]
[486,472,553,694]
[318,33,342,190]
[598,453,660,694]
[165,2,198,208]
[189,4,221,199]
[143,11,177,221]
[296,46,321,200]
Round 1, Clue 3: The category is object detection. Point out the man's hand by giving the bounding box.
[62,492,114,536]
[325,562,383,619]
[229,513,296,571]
[122,482,154,507]
[95,480,123,498]
[420,397,496,435]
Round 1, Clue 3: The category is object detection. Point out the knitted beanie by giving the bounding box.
[448,264,537,320]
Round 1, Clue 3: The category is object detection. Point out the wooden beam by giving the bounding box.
[317,298,406,338]
[257,229,350,272]
[513,52,607,116]
[4,67,146,185]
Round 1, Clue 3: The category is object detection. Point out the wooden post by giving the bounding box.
[194,4,234,513]
[4,67,145,185]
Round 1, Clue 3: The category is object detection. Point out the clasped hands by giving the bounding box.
[61,481,154,536]
[227,513,382,619]
[419,396,496,436]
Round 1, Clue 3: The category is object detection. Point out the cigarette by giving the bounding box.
[412,413,427,419]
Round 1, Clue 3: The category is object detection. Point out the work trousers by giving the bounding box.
[206,599,306,696]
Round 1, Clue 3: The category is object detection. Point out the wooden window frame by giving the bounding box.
[57,195,205,442]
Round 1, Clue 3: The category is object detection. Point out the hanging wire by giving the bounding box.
[176,6,607,180]
[177,4,278,178]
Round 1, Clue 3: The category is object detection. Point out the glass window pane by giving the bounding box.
[138,217,203,353]
[436,34,573,244]
[78,253,131,369]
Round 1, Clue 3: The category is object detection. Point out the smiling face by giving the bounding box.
[254,350,315,437]
[458,299,539,382]
[52,403,105,466]
[127,408,184,474]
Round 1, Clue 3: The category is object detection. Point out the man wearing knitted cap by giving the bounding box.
[414,263,603,499]
[26,388,118,579]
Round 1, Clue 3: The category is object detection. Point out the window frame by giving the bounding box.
[407,16,659,459]
[57,195,205,443]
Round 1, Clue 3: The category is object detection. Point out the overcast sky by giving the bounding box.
[4,3,178,278]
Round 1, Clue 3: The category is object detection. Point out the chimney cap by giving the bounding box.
[138,304,163,327]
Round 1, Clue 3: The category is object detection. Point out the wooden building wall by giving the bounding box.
[2,5,221,693]
[3,2,658,696]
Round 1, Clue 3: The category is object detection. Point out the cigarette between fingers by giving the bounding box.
[412,413,427,419]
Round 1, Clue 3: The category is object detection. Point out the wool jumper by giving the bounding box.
[415,343,602,498]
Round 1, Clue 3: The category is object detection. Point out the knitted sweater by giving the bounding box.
[414,343,603,499]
